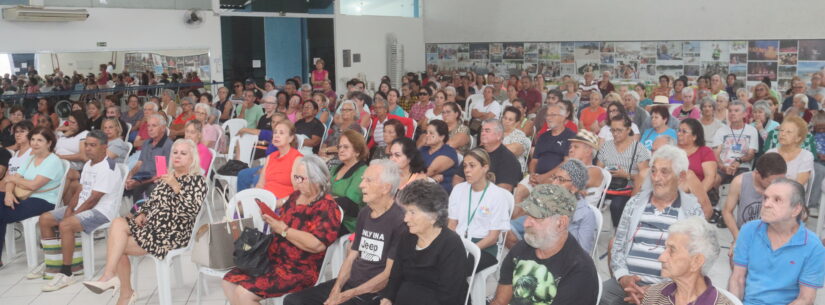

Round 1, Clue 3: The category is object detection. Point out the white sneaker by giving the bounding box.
[41,273,79,292]
[26,263,45,280]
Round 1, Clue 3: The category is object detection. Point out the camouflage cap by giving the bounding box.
[520,184,577,218]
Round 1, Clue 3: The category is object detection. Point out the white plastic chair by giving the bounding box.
[203,148,218,223]
[15,159,71,270]
[194,188,278,305]
[461,238,481,305]
[124,122,132,140]
[597,273,603,303]
[132,201,208,305]
[81,164,128,279]
[217,119,248,160]
[470,194,514,305]
[595,168,612,210]
[211,133,257,206]
[717,287,744,305]
[818,179,825,238]
[463,94,484,122]
[805,168,815,204]
[296,134,313,156]
[586,203,604,258]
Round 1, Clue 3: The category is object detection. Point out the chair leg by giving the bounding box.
[155,260,173,305]
[195,272,202,305]
[81,233,94,280]
[4,224,16,260]
[172,256,184,288]
[23,218,40,270]
[130,256,139,292]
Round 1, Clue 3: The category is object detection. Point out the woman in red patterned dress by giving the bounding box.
[222,154,342,304]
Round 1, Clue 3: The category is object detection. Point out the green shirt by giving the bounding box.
[330,162,367,233]
[235,104,264,128]
[760,129,817,155]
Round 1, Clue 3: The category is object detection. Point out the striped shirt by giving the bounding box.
[626,197,681,285]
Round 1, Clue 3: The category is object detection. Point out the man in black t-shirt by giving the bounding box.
[285,160,406,305]
[515,103,575,203]
[452,119,522,191]
[295,100,325,154]
[489,184,599,305]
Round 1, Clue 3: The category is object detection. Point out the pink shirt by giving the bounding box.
[197,143,213,174]
[672,106,701,120]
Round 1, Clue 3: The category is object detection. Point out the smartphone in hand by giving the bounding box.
[256,198,279,220]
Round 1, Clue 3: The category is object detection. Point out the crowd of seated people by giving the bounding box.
[3,63,825,305]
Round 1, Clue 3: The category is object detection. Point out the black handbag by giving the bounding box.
[607,141,639,191]
[233,226,272,277]
[217,160,249,176]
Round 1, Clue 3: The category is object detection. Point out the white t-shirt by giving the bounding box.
[77,158,122,220]
[7,148,32,176]
[767,148,814,183]
[712,124,759,168]
[597,123,640,141]
[471,100,502,119]
[448,182,512,239]
[56,130,89,170]
[424,109,443,123]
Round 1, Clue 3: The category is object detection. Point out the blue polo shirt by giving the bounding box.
[733,220,825,305]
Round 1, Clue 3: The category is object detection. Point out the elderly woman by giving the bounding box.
[767,116,814,186]
[123,95,143,133]
[390,137,432,191]
[448,148,512,271]
[695,97,722,142]
[715,92,730,123]
[349,92,373,128]
[1,105,25,149]
[580,91,605,133]
[501,106,532,173]
[598,115,651,228]
[256,120,304,199]
[194,103,222,149]
[102,118,130,163]
[641,217,734,305]
[379,180,469,305]
[640,105,677,151]
[751,100,779,141]
[319,100,363,158]
[330,129,368,234]
[673,88,701,120]
[169,96,196,138]
[785,94,814,122]
[372,119,406,160]
[83,139,206,304]
[420,120,460,193]
[223,155,341,303]
[312,92,332,126]
[185,120,213,174]
[0,126,61,267]
[159,89,178,118]
[134,101,160,150]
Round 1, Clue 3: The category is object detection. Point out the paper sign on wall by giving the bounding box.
[252,60,261,68]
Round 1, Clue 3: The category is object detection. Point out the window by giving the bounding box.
[340,0,419,18]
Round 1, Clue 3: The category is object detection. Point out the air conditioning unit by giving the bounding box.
[2,6,89,22]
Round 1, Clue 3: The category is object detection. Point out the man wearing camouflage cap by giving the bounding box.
[489,184,599,305]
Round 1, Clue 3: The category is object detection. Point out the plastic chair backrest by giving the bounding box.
[717,288,744,305]
[805,167,815,204]
[236,133,258,165]
[55,160,71,207]
[225,189,278,232]
[495,192,516,261]
[461,238,481,305]
[586,203,603,257]
[125,123,132,139]
[596,167,612,210]
[221,119,248,139]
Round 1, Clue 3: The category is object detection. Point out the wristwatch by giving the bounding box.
[280,227,289,238]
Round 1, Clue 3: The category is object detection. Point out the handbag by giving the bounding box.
[233,222,273,277]
[217,159,249,176]
[191,217,254,269]
[606,141,638,195]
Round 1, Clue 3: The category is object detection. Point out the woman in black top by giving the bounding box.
[380,180,469,305]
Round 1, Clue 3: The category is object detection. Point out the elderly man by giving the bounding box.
[284,160,407,305]
[489,184,599,305]
[517,76,542,115]
[729,178,825,305]
[515,103,575,202]
[782,79,819,111]
[35,131,122,291]
[508,159,596,252]
[134,101,159,149]
[453,119,522,191]
[713,101,758,185]
[366,98,413,151]
[579,72,599,102]
[722,153,787,239]
[641,217,735,305]
[602,145,705,305]
[235,89,264,128]
[568,129,605,201]
[125,114,172,199]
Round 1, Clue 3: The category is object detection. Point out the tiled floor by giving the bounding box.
[1,197,824,305]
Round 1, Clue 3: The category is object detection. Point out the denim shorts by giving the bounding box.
[51,207,110,234]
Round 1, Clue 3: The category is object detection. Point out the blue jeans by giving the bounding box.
[236,166,262,192]
[0,193,55,256]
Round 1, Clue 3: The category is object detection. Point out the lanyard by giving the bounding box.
[729,126,746,149]
[466,182,490,238]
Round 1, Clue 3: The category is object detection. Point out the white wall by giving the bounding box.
[0,7,224,82]
[423,0,825,43]
[333,14,424,91]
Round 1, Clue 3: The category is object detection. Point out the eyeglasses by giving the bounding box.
[550,175,573,184]
[293,175,306,183]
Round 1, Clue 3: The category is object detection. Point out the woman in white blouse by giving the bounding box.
[767,116,814,187]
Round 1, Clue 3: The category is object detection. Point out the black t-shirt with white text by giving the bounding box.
[348,203,408,287]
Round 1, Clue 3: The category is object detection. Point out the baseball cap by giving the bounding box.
[520,184,577,218]
[244,78,255,84]
[568,129,599,150]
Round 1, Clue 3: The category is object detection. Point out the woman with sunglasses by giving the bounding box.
[410,87,434,124]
